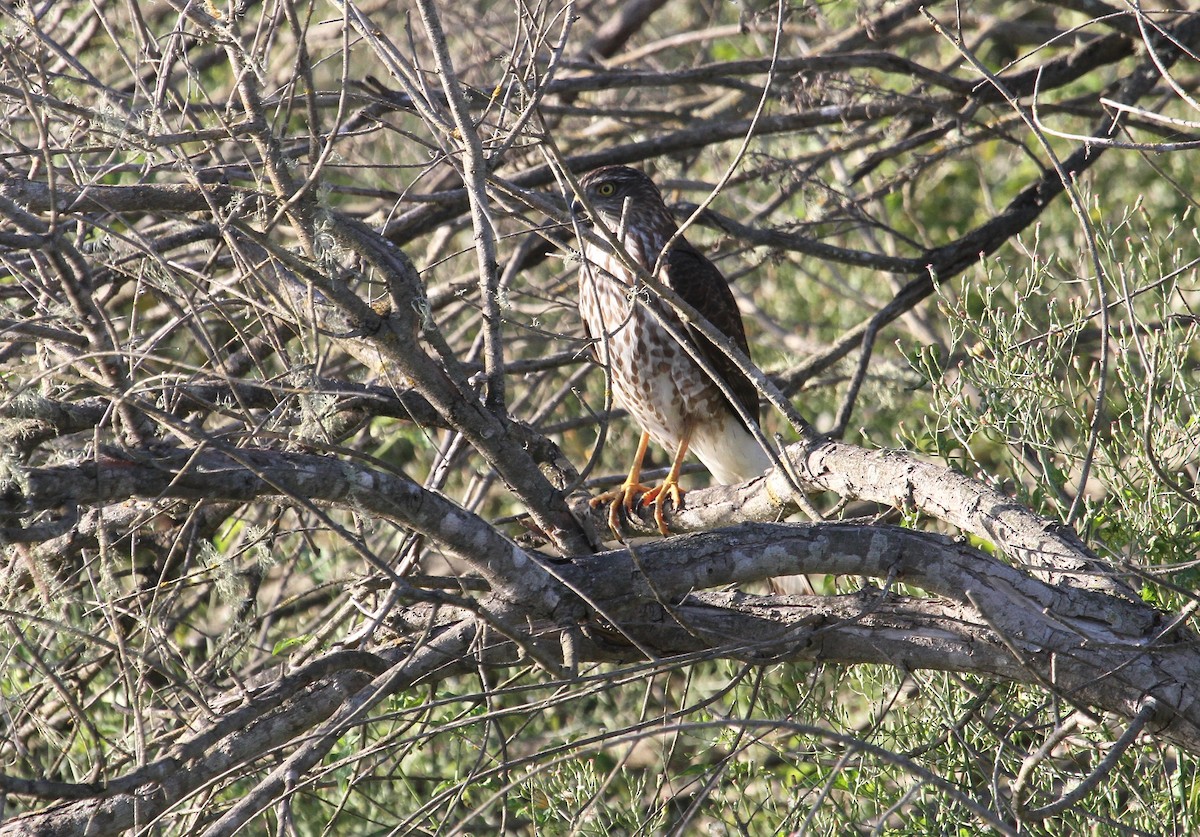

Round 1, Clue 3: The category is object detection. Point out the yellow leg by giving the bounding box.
[590,431,654,538]
[639,433,690,537]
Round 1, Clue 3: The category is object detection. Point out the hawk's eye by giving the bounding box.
[596,183,616,196]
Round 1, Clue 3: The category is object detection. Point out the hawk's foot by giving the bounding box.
[590,480,654,539]
[639,478,685,537]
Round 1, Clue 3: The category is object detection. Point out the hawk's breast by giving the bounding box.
[578,243,727,454]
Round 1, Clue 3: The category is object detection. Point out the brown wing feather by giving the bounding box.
[579,309,598,363]
[663,242,761,429]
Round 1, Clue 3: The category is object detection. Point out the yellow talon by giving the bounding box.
[590,478,653,540]
[639,477,685,537]
[593,430,692,538]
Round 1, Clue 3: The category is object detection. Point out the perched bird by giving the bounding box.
[572,165,772,536]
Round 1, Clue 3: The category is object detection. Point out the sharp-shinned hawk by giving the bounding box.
[572,165,772,535]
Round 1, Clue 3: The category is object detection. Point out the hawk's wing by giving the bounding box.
[664,241,761,429]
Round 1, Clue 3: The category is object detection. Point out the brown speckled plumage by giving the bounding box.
[573,166,771,533]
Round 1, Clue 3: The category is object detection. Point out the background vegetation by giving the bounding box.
[2,0,1200,833]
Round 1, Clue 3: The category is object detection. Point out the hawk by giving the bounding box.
[572,165,772,536]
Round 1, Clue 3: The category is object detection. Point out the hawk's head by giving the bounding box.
[571,166,676,234]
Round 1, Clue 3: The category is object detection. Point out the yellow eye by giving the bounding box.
[596,183,616,196]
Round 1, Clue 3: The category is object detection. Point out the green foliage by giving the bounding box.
[907,171,1200,600]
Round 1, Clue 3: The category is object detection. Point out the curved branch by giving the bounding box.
[0,446,571,611]
[559,523,1199,753]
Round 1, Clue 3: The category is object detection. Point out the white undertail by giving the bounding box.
[689,414,774,485]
